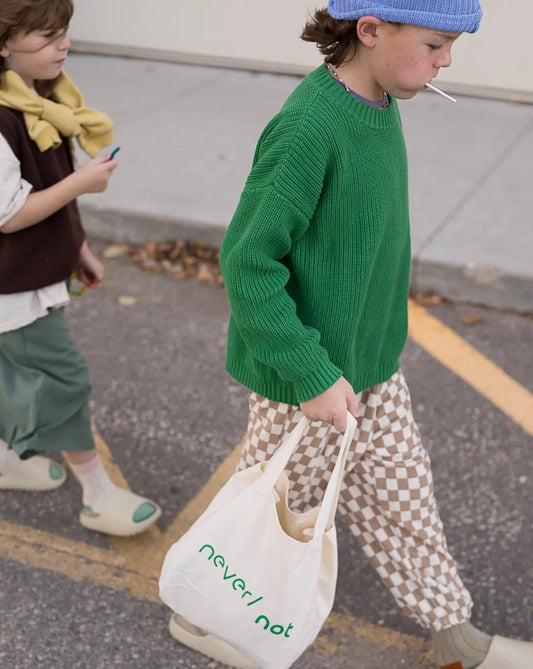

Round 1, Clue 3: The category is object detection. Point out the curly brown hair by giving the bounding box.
[300,7,360,66]
[0,0,73,94]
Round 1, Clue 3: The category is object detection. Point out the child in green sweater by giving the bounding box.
[168,2,532,668]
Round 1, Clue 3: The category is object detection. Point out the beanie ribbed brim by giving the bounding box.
[328,1,482,33]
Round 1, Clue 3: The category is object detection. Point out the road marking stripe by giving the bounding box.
[408,301,533,436]
[0,519,123,567]
[0,519,158,603]
[323,612,432,659]
[0,520,430,659]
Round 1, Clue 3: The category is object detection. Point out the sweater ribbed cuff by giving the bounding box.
[292,360,343,404]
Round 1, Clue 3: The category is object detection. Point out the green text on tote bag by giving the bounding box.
[199,544,295,638]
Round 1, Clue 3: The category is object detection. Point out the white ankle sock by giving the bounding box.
[432,621,492,669]
[69,452,116,513]
[0,439,22,475]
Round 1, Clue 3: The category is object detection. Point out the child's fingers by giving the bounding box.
[88,278,104,288]
[347,393,360,419]
[332,410,347,433]
[92,154,112,164]
[75,267,90,283]
[91,155,118,167]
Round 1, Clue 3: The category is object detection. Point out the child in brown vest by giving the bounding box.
[0,0,161,536]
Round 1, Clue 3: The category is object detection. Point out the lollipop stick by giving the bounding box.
[425,83,457,103]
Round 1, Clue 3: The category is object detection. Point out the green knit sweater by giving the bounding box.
[220,64,411,405]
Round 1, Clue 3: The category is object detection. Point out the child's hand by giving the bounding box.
[300,377,359,432]
[73,155,118,195]
[76,241,105,288]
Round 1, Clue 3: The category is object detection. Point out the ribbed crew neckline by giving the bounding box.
[311,63,400,131]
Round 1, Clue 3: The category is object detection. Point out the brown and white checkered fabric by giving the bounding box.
[237,371,472,631]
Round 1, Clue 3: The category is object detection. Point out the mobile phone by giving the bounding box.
[110,146,121,160]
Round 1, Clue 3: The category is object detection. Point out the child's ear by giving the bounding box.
[0,45,10,58]
[357,16,383,48]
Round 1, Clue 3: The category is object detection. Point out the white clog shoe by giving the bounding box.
[0,456,66,491]
[79,487,161,536]
[168,613,257,669]
[476,635,533,669]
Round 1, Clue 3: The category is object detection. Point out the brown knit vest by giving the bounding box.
[0,106,85,294]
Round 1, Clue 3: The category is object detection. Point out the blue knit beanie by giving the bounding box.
[328,0,482,33]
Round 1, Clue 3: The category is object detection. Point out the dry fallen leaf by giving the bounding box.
[461,314,487,325]
[141,259,161,274]
[144,241,158,260]
[118,295,137,307]
[413,291,445,306]
[197,263,216,282]
[103,243,133,259]
[129,239,223,285]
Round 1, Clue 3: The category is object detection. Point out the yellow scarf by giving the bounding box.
[0,69,113,157]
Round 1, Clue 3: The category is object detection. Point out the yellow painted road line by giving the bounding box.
[0,519,123,567]
[0,522,431,661]
[408,300,533,436]
[321,612,432,662]
[0,518,158,602]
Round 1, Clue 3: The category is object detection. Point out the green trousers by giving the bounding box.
[0,308,95,459]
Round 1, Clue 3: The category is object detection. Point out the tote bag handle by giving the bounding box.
[315,412,357,536]
[258,411,358,540]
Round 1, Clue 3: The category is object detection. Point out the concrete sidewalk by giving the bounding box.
[67,53,533,312]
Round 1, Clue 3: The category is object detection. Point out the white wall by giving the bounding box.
[69,0,533,101]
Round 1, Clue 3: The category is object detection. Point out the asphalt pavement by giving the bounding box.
[1,238,532,669]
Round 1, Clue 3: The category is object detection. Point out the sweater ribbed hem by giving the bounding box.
[226,358,401,406]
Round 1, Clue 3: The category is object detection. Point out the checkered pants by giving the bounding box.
[237,371,472,631]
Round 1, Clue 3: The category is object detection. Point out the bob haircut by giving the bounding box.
[0,0,73,93]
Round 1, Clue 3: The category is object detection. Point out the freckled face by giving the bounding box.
[371,24,461,99]
[1,28,71,87]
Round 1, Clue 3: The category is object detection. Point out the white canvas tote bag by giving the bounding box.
[159,413,357,669]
